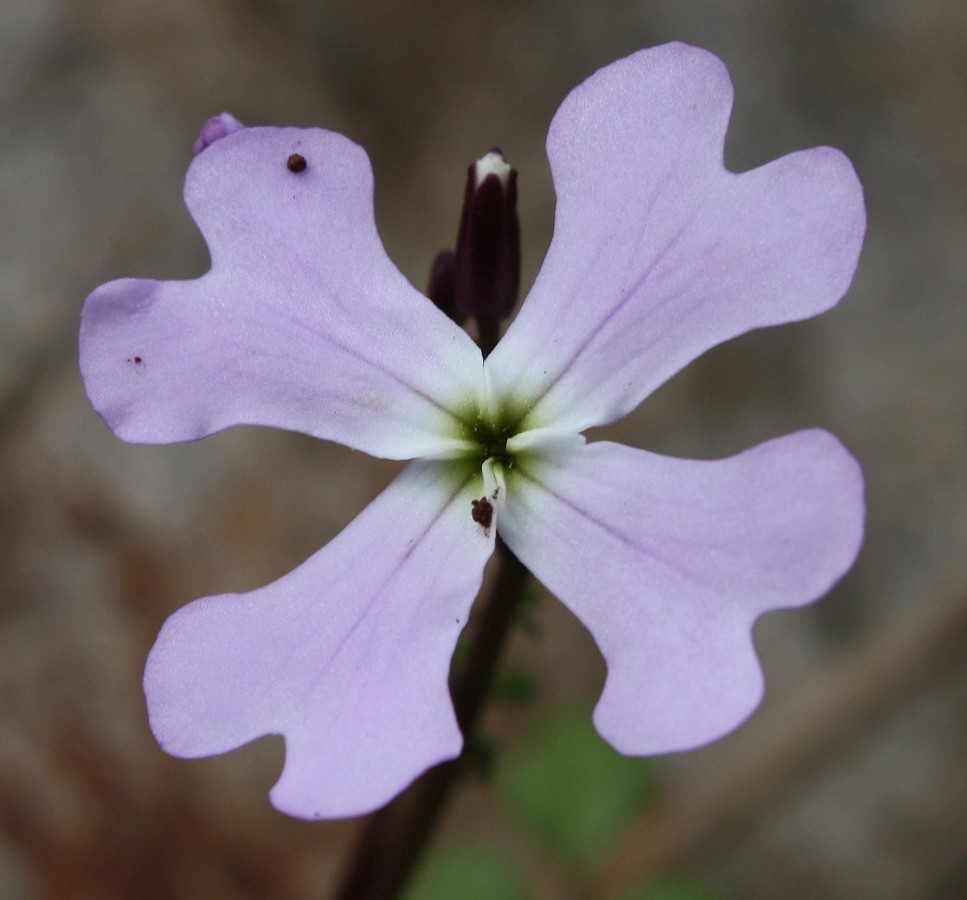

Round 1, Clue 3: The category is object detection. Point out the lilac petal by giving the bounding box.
[498,431,863,754]
[144,459,498,819]
[80,127,483,459]
[487,43,865,433]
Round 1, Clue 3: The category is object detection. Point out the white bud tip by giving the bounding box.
[474,151,512,188]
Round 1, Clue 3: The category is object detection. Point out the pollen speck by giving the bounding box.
[471,497,493,529]
[352,393,382,409]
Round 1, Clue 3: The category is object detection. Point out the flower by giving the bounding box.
[79,43,865,820]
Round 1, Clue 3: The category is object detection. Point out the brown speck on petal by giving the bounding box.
[471,497,493,529]
[287,153,307,173]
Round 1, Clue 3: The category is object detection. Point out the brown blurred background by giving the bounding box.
[1,1,965,897]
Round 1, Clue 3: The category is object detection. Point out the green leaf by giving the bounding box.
[403,844,531,900]
[464,731,497,780]
[515,583,543,637]
[616,875,732,900]
[498,708,656,872]
[492,669,537,703]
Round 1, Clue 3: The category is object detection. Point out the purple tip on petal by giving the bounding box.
[193,112,245,155]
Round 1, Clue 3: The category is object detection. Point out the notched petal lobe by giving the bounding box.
[498,431,863,755]
[80,127,484,459]
[144,460,496,819]
[488,43,865,433]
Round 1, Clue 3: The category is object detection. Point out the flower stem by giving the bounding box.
[334,537,530,900]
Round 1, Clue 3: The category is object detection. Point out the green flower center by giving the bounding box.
[447,396,531,472]
[463,411,520,468]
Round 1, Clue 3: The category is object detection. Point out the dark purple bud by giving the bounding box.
[193,112,244,155]
[425,250,463,324]
[454,150,521,328]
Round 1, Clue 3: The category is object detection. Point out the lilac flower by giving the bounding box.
[79,43,865,820]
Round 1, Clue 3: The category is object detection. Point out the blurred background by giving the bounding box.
[1,1,965,897]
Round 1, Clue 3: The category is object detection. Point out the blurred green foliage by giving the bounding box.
[498,708,656,873]
[404,707,728,898]
[403,843,531,900]
[616,874,731,900]
[492,669,538,703]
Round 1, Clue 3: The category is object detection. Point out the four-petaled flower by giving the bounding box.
[80,43,865,820]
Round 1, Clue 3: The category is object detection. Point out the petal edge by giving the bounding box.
[498,431,863,754]
[145,459,496,818]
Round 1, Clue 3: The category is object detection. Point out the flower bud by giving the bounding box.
[425,249,462,324]
[193,112,245,155]
[454,149,521,325]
